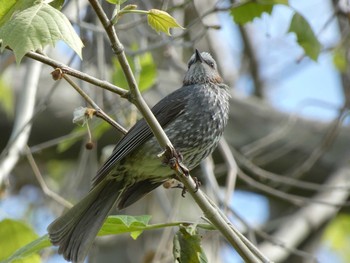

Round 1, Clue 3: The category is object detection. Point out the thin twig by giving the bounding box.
[203,180,317,261]
[25,146,73,208]
[218,138,238,212]
[287,107,345,179]
[258,165,350,262]
[233,148,350,191]
[237,168,350,208]
[62,75,128,135]
[241,114,297,158]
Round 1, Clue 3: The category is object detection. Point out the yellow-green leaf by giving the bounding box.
[0,77,14,118]
[112,51,156,92]
[332,46,347,72]
[0,0,35,27]
[323,215,350,261]
[136,52,157,92]
[2,235,51,263]
[0,219,40,263]
[3,215,190,263]
[147,9,184,35]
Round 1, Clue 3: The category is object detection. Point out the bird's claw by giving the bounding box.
[162,146,189,176]
[181,186,187,197]
[176,177,201,198]
[193,177,201,192]
[160,146,201,197]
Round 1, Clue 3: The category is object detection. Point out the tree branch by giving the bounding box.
[25,146,73,208]
[62,74,127,135]
[0,59,42,189]
[258,165,350,262]
[24,50,128,97]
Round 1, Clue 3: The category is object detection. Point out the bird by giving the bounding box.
[47,49,230,263]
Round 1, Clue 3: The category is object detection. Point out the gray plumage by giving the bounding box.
[47,50,230,262]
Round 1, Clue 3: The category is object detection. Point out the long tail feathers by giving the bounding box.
[47,180,121,263]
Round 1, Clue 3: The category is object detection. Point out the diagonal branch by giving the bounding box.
[24,50,128,97]
[62,74,127,135]
[88,0,269,262]
[25,146,73,208]
[258,165,350,262]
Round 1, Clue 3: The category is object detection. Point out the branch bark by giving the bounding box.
[258,165,350,262]
[0,59,42,189]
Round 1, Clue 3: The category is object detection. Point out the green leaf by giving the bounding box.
[147,9,184,35]
[2,235,51,263]
[230,2,273,25]
[136,52,157,92]
[112,56,131,90]
[99,215,152,240]
[0,219,42,263]
[3,216,151,262]
[230,0,289,25]
[173,225,208,263]
[0,77,14,118]
[112,51,156,92]
[0,2,83,63]
[288,12,321,61]
[2,216,189,262]
[49,0,65,10]
[332,46,347,72]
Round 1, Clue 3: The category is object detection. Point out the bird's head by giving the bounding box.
[183,49,223,85]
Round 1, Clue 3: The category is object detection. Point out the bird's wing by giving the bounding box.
[91,86,191,187]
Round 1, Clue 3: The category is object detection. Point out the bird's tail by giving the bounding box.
[47,179,121,263]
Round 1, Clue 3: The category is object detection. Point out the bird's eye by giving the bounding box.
[208,61,215,68]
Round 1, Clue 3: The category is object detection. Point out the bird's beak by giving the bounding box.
[195,49,203,63]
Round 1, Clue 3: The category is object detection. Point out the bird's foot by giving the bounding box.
[179,177,201,197]
[193,177,201,192]
[161,146,189,176]
[163,177,201,197]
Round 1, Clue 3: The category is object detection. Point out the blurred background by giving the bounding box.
[1,0,350,262]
